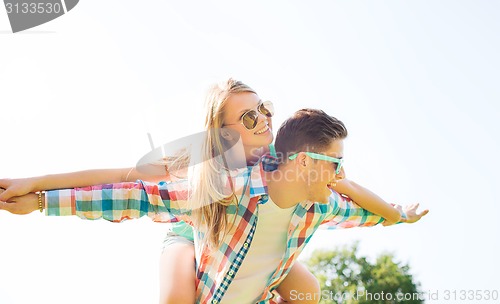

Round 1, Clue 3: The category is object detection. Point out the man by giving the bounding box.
[0,109,427,303]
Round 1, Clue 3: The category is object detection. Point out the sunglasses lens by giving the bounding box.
[259,101,274,117]
[242,110,259,129]
[335,161,343,174]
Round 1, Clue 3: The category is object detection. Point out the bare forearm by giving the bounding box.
[31,168,131,191]
[32,166,167,191]
[333,179,401,223]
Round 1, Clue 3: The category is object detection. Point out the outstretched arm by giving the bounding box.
[322,191,428,229]
[0,180,188,222]
[0,166,168,202]
[332,179,420,224]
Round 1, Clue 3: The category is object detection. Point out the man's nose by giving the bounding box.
[335,167,345,181]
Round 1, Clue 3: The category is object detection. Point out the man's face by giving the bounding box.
[305,139,345,204]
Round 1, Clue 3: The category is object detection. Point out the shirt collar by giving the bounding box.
[248,153,280,201]
[260,153,279,172]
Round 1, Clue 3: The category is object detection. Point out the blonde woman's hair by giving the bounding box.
[189,78,257,249]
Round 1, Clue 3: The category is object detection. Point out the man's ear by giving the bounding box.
[295,152,308,167]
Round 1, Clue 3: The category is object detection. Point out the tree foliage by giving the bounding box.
[305,242,423,304]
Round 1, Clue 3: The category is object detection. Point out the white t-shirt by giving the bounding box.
[221,197,296,303]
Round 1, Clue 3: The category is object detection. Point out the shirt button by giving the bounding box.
[243,243,249,248]
[229,270,234,276]
[212,300,218,304]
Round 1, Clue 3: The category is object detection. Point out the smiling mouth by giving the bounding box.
[254,125,269,135]
[326,182,336,190]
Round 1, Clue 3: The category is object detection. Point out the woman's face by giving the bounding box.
[222,92,274,152]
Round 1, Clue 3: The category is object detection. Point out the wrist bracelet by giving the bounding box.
[400,210,407,222]
[38,191,44,213]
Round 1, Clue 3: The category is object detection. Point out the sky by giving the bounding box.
[1,1,499,303]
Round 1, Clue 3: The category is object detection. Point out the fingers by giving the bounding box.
[0,179,11,199]
[408,203,422,211]
[0,200,14,213]
[0,198,35,215]
[0,178,10,187]
[419,209,430,217]
[411,203,428,217]
[0,188,14,202]
[407,203,418,210]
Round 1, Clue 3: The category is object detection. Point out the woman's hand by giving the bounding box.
[0,178,38,202]
[0,188,39,215]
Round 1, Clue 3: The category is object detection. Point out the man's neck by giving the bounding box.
[264,167,306,209]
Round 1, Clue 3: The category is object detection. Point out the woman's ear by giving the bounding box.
[221,130,234,141]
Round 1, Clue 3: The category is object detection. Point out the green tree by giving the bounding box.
[305,243,423,304]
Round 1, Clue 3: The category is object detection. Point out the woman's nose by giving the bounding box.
[254,111,269,127]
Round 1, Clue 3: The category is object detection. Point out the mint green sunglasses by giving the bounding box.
[289,152,344,174]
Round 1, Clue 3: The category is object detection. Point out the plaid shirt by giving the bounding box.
[45,155,396,304]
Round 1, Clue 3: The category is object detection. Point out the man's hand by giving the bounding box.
[402,203,429,223]
[0,178,37,202]
[0,188,39,215]
[382,203,429,226]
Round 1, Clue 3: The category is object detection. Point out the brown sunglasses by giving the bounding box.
[224,101,274,130]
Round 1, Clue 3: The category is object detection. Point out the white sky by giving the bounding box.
[1,1,499,303]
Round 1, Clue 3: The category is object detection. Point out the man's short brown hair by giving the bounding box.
[274,109,348,160]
